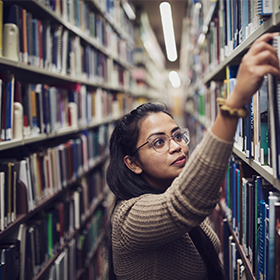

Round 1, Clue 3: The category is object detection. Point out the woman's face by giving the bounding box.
[135,112,189,191]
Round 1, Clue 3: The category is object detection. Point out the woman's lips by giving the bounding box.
[171,155,186,165]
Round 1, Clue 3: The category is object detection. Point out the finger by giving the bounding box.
[248,39,278,57]
[252,65,280,78]
[253,50,280,69]
[254,32,280,44]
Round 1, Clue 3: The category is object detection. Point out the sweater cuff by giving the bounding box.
[198,129,233,164]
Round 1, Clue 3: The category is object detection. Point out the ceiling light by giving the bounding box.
[169,71,181,88]
[123,2,136,20]
[159,2,178,62]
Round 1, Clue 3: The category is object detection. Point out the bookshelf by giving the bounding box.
[0,0,135,279]
[183,1,280,280]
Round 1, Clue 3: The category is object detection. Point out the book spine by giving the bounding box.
[259,200,266,279]
[275,202,280,279]
[268,193,280,279]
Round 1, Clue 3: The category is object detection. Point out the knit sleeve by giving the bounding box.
[112,129,233,252]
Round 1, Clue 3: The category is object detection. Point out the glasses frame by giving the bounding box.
[132,128,190,155]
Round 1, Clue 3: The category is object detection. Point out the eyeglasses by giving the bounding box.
[132,128,190,154]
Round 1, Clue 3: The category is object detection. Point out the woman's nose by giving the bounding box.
[169,138,181,152]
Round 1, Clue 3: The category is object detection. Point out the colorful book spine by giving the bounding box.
[258,0,273,16]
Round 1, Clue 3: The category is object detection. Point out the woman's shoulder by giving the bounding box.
[113,193,154,215]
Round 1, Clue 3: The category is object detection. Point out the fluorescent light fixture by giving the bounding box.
[159,2,177,62]
[123,2,136,20]
[169,71,181,88]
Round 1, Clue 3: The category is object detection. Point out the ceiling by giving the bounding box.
[128,0,188,70]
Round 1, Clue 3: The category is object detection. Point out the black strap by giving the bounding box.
[189,226,225,280]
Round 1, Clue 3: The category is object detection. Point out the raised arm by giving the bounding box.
[211,32,280,142]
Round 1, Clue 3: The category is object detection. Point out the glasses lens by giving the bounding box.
[150,135,169,153]
[173,129,190,145]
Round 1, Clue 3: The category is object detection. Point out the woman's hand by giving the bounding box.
[226,32,280,109]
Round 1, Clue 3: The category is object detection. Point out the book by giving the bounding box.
[0,171,4,230]
[45,148,54,196]
[231,239,237,280]
[268,191,280,280]
[253,89,260,162]
[3,73,15,141]
[38,20,43,68]
[0,72,6,141]
[0,177,3,240]
[37,151,46,198]
[51,146,62,192]
[242,177,247,254]
[0,1,3,57]
[42,84,50,134]
[258,0,273,17]
[17,223,26,280]
[56,25,63,73]
[223,219,231,279]
[44,21,51,70]
[16,159,34,212]
[248,181,253,266]
[275,202,280,280]
[0,239,20,279]
[29,218,48,274]
[29,153,41,204]
[21,84,31,137]
[55,250,66,280]
[30,84,39,135]
[0,241,19,280]
[32,18,38,67]
[35,84,43,134]
[68,238,77,280]
[259,199,267,280]
[11,162,16,223]
[0,78,2,138]
[61,28,68,75]
[268,36,280,178]
[0,162,10,227]
[27,12,32,65]
[74,187,82,230]
[22,8,28,64]
[265,203,270,279]
[259,75,269,165]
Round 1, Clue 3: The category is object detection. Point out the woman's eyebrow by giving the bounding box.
[146,132,165,139]
[171,126,180,133]
[146,127,180,139]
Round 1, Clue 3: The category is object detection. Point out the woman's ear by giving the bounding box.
[124,155,143,174]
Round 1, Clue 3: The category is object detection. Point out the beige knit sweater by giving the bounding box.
[111,130,233,279]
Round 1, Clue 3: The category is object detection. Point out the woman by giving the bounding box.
[106,33,280,279]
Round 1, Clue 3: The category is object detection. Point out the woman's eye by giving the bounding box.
[153,138,165,147]
[174,133,183,141]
